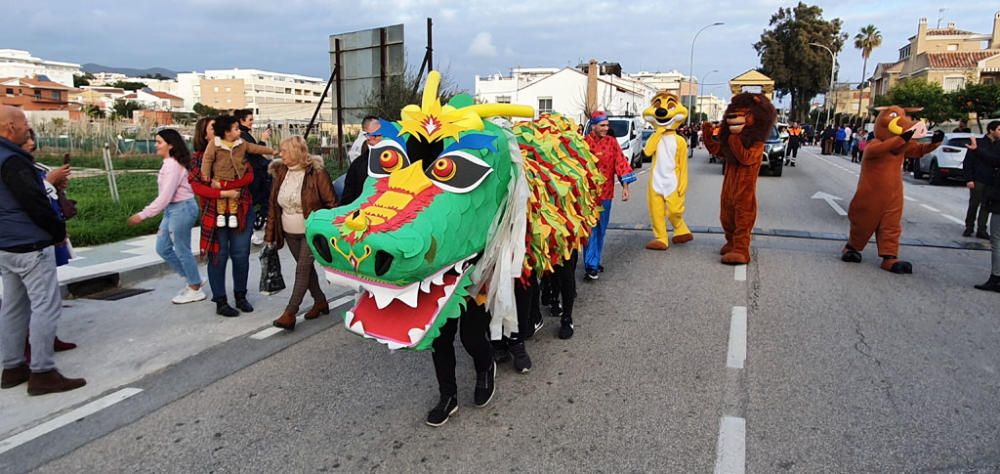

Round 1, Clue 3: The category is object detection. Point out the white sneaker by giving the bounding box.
[172,287,207,304]
[216,214,226,228]
[228,215,238,228]
[251,230,265,246]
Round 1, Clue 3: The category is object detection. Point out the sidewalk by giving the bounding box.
[0,229,352,439]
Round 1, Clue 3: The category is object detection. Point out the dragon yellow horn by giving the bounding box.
[422,71,441,111]
[467,104,535,118]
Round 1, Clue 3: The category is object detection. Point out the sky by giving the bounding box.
[1,1,995,105]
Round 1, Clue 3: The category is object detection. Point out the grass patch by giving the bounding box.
[36,153,162,170]
[67,174,162,247]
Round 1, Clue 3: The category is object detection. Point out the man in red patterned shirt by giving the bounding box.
[583,111,636,281]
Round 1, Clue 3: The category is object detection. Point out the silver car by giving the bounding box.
[913,132,976,185]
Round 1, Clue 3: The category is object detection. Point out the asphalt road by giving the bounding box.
[8,146,999,473]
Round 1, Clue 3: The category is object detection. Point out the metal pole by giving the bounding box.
[335,38,345,165]
[379,27,388,99]
[427,18,433,72]
[304,66,336,140]
[809,43,836,127]
[697,69,718,122]
[687,22,724,127]
[103,143,119,204]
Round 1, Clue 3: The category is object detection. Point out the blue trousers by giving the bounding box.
[156,199,201,286]
[584,199,612,271]
[208,208,254,300]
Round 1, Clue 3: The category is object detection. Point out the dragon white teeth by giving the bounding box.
[344,310,354,325]
[370,287,396,309]
[420,279,433,294]
[385,341,406,350]
[408,327,426,345]
[398,284,420,308]
[348,319,365,335]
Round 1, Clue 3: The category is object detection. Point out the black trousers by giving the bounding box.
[966,182,991,232]
[248,156,271,227]
[512,272,542,341]
[787,145,799,158]
[549,251,577,321]
[431,302,493,397]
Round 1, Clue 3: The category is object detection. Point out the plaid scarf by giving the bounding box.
[190,152,254,263]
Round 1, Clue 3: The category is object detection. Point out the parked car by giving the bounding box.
[719,125,785,176]
[640,128,654,162]
[586,115,644,169]
[912,132,975,185]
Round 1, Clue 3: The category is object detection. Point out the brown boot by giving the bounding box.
[27,369,87,396]
[272,310,297,330]
[304,300,330,320]
[1,364,30,389]
[54,337,77,352]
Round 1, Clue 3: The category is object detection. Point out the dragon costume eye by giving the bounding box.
[425,151,493,194]
[368,141,411,178]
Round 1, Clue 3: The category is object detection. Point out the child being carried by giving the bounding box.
[201,115,278,228]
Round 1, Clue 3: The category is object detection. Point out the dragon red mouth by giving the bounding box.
[324,255,475,349]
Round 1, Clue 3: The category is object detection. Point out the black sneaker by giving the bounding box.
[492,342,512,364]
[598,265,604,273]
[533,318,545,333]
[976,231,991,240]
[558,319,575,339]
[474,362,496,407]
[425,395,458,427]
[548,302,562,318]
[234,297,254,313]
[963,228,973,237]
[584,269,599,281]
[509,341,532,374]
[214,298,239,318]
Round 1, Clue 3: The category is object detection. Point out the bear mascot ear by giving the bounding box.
[903,107,924,113]
[752,95,762,104]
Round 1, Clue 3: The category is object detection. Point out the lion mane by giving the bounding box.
[719,93,777,148]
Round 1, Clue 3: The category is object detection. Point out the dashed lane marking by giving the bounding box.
[726,306,748,369]
[714,416,747,474]
[734,265,747,282]
[941,214,966,225]
[920,204,941,213]
[904,196,918,202]
[249,294,355,340]
[0,387,143,455]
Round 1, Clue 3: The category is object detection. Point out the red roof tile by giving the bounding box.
[926,28,977,36]
[927,50,1000,69]
[148,90,182,100]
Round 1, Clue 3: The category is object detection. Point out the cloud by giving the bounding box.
[468,32,498,58]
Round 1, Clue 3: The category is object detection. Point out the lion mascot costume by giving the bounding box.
[643,92,693,250]
[841,106,943,273]
[702,93,776,265]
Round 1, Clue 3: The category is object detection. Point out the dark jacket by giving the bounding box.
[966,134,1000,184]
[239,125,268,169]
[264,155,337,249]
[340,142,370,206]
[978,138,1000,213]
[0,137,65,252]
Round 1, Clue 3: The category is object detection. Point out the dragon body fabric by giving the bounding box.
[642,92,693,250]
[305,72,603,350]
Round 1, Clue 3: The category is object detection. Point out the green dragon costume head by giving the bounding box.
[306,72,602,350]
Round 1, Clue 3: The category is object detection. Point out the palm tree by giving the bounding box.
[854,25,883,117]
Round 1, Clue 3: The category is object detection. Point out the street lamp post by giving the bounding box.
[697,69,719,123]
[687,21,724,127]
[809,42,837,128]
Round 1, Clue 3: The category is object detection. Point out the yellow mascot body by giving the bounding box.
[643,92,693,250]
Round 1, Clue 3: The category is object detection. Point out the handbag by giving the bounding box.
[259,245,286,295]
[57,189,77,220]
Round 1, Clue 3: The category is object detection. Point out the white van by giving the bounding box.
[585,115,645,168]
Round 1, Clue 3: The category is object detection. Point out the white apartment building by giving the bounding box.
[0,49,81,88]
[696,95,726,122]
[475,67,655,124]
[89,72,128,86]
[199,69,327,121]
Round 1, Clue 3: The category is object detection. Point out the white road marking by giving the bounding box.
[904,196,918,202]
[714,416,747,474]
[726,306,748,369]
[734,265,747,282]
[249,294,355,340]
[941,214,966,225]
[920,204,941,213]
[811,192,848,216]
[0,387,143,455]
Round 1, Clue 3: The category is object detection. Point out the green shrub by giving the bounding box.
[36,153,162,170]
[66,174,162,247]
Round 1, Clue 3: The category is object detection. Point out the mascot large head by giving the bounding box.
[642,92,687,133]
[305,72,535,350]
[871,105,928,142]
[719,93,777,147]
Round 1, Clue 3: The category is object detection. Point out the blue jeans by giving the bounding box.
[584,199,613,271]
[156,199,201,286]
[208,208,253,300]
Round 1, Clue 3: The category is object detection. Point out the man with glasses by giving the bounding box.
[340,116,381,206]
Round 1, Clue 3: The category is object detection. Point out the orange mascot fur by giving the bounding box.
[841,106,943,273]
[702,93,777,265]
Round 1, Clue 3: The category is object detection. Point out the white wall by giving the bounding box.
[0,50,80,88]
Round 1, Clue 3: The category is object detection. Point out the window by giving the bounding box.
[943,76,966,92]
[213,87,219,92]
[51,91,60,100]
[496,95,511,104]
[946,44,959,51]
[34,90,41,99]
[538,97,553,114]
[225,87,231,92]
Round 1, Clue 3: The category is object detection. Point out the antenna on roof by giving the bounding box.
[936,8,946,28]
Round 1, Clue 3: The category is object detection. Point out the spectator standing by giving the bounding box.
[963,121,999,239]
[954,120,972,133]
[0,105,86,395]
[189,117,254,317]
[340,116,380,206]
[128,129,205,304]
[968,129,1000,292]
[265,137,338,330]
[234,109,273,245]
[835,125,846,155]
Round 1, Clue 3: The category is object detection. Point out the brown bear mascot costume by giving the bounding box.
[702,93,777,265]
[841,105,943,273]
